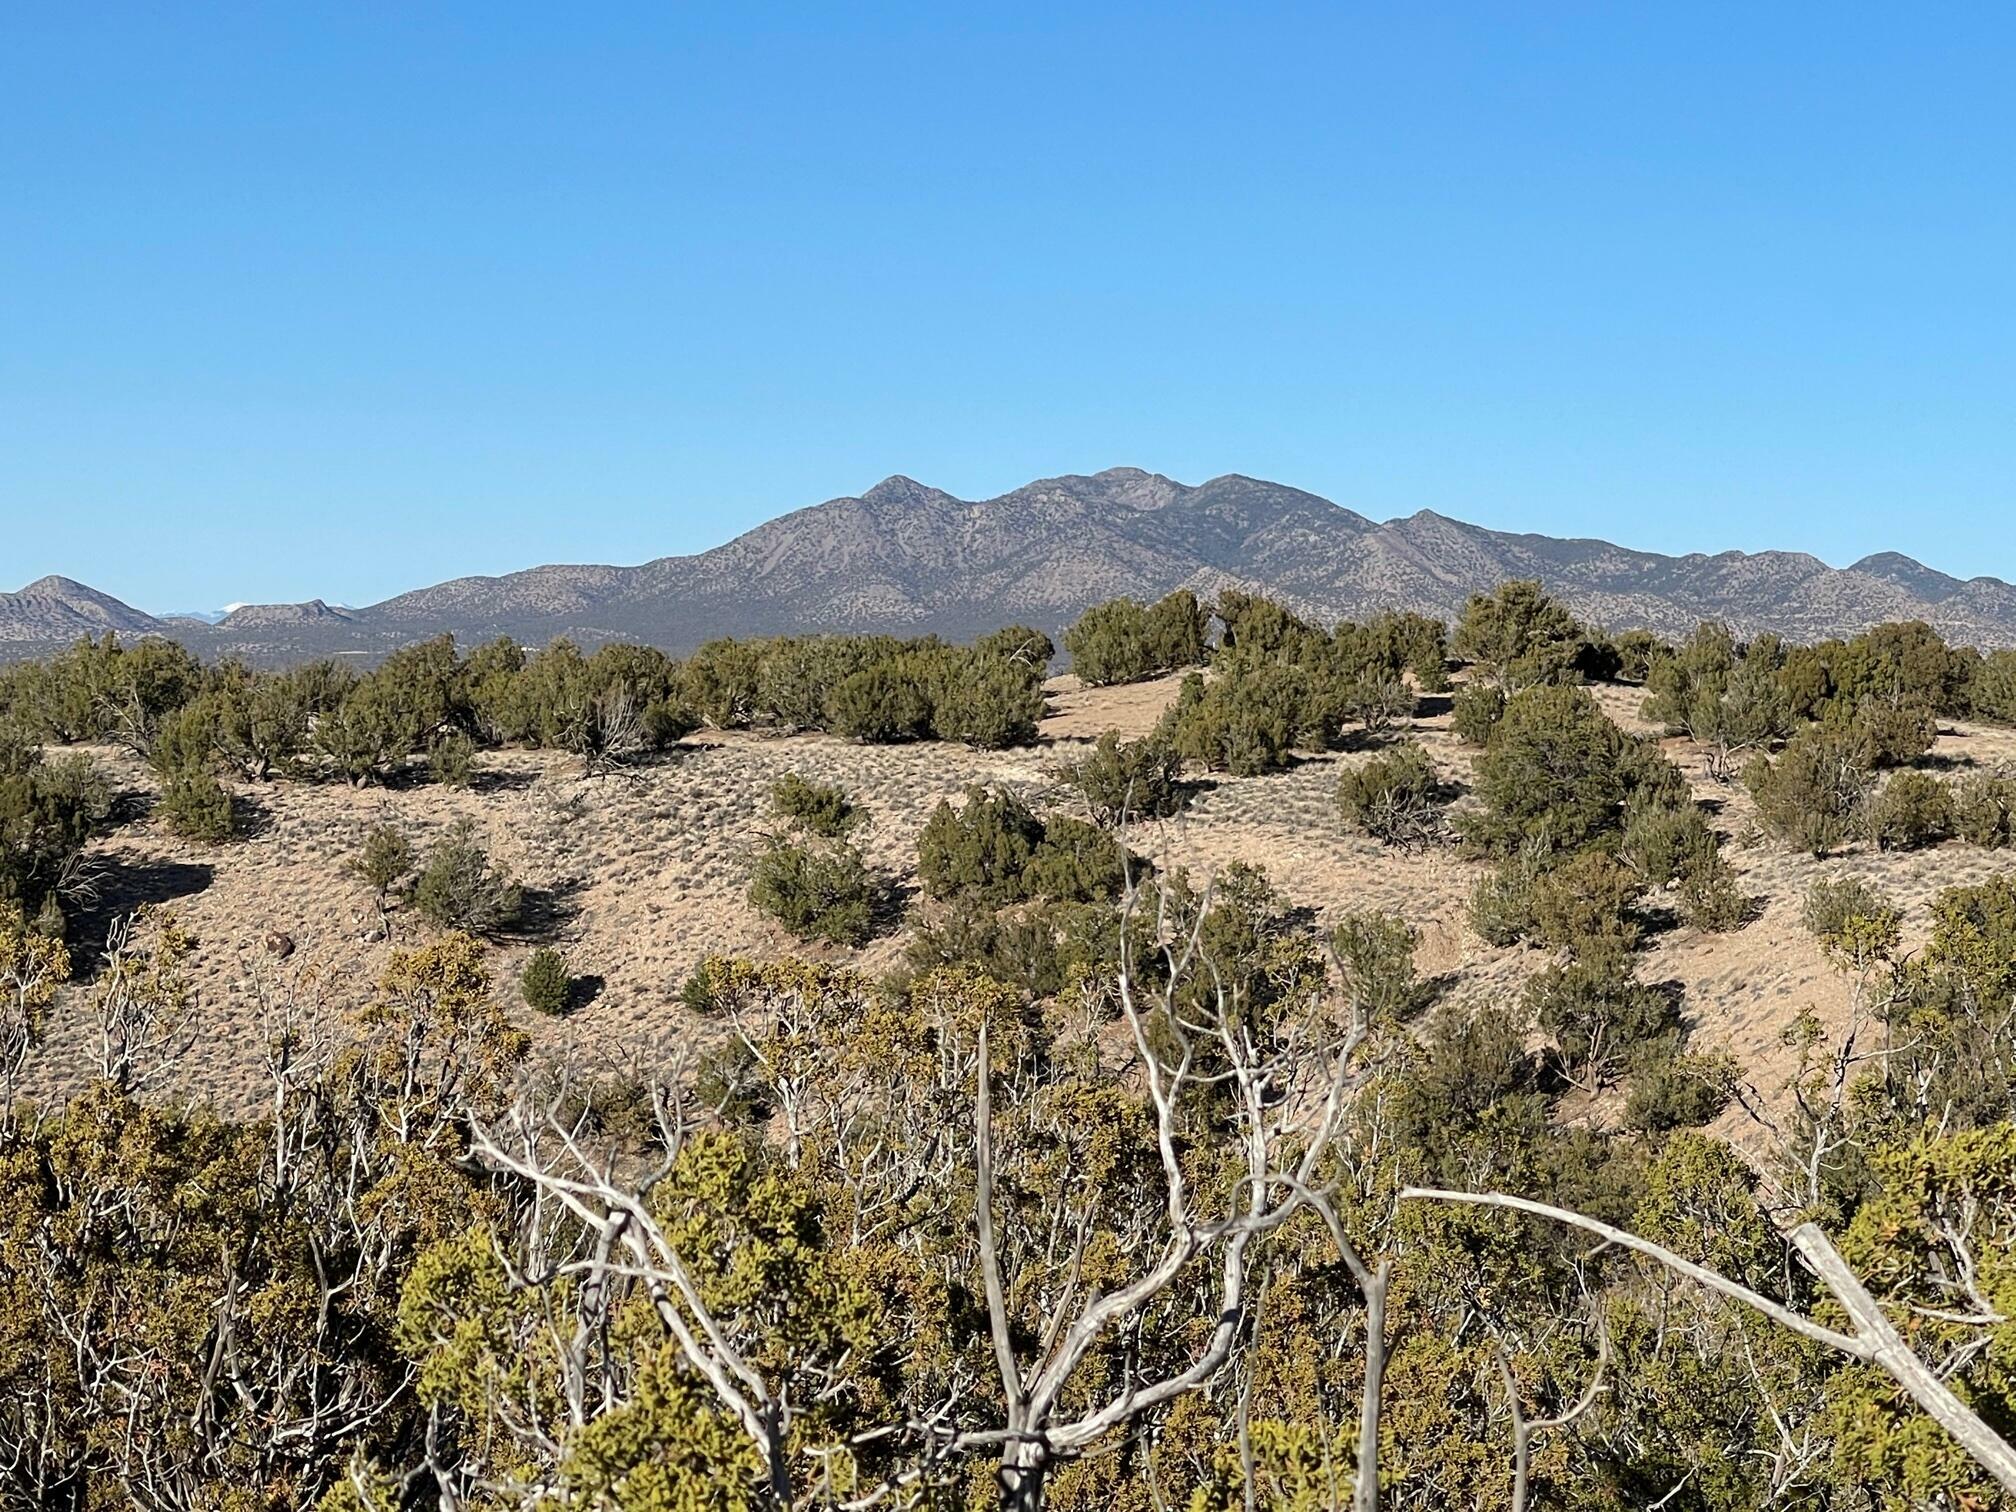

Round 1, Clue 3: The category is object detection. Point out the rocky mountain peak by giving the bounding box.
[4,471,2013,658]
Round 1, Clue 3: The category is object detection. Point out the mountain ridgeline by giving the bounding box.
[8,468,2016,659]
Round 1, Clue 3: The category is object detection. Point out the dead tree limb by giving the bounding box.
[1402,1186,2016,1498]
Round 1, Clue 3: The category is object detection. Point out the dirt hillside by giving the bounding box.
[28,673,2016,1154]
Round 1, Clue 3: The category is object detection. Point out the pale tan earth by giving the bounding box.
[26,674,2016,1163]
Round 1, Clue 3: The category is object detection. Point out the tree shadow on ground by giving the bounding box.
[472,766,541,795]
[68,860,216,972]
[510,879,588,942]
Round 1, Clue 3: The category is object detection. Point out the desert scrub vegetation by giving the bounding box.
[0,622,1051,804]
[748,836,877,945]
[751,774,881,944]
[1448,679,1506,745]
[0,726,113,940]
[917,785,1139,905]
[684,629,1049,748]
[519,945,571,1014]
[350,822,415,924]
[1054,729,1185,826]
[157,765,235,843]
[1864,767,1955,851]
[1336,739,1445,847]
[1641,621,1793,780]
[8,588,2016,1509]
[768,772,863,838]
[1449,676,1746,1104]
[1745,722,1878,857]
[1449,578,1590,690]
[1061,589,1208,685]
[5,632,2016,1506]
[1138,593,1441,777]
[1953,768,2016,847]
[412,818,523,934]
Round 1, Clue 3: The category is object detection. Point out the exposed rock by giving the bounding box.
[8,469,2015,660]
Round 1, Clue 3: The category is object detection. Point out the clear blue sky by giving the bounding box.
[4,4,2014,612]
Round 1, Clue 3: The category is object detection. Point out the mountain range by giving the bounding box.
[6,468,2016,661]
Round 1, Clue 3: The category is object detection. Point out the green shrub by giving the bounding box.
[1679,859,1751,933]
[89,636,205,756]
[413,820,523,934]
[1641,622,1736,733]
[1141,590,1212,671]
[901,901,1068,999]
[1451,580,1584,690]
[1526,945,1678,1085]
[1615,800,1750,931]
[1330,911,1433,1022]
[1064,591,1208,686]
[463,637,529,743]
[1608,629,1667,684]
[0,740,113,930]
[370,636,465,735]
[641,698,701,751]
[1159,668,1300,776]
[427,730,477,788]
[1024,815,1136,903]
[1460,685,1677,858]
[1450,682,1507,747]
[770,773,862,838]
[1847,700,1939,768]
[1953,771,2016,848]
[1470,852,1544,947]
[1343,675,1416,737]
[916,787,1044,903]
[743,635,918,731]
[1619,803,1719,888]
[1925,876,2016,1008]
[1829,620,1970,723]
[1745,723,1876,857]
[513,642,691,766]
[1801,877,1902,968]
[916,786,1139,906]
[1056,730,1185,826]
[1336,741,1443,847]
[149,700,218,779]
[1065,598,1157,686]
[1215,590,1328,665]
[828,660,935,743]
[1624,1047,1737,1132]
[1865,770,1954,852]
[930,652,1045,749]
[1642,624,1792,779]
[1776,642,1835,724]
[1369,610,1452,693]
[1973,650,2016,726]
[314,676,430,785]
[973,625,1056,669]
[520,947,571,1014]
[159,767,234,844]
[1529,852,1643,951]
[1393,1006,1539,1142]
[749,638,842,730]
[213,664,328,780]
[1160,862,1324,1030]
[352,824,414,914]
[748,839,875,946]
[680,639,767,728]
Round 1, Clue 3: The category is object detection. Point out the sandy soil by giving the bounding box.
[24,675,2016,1157]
